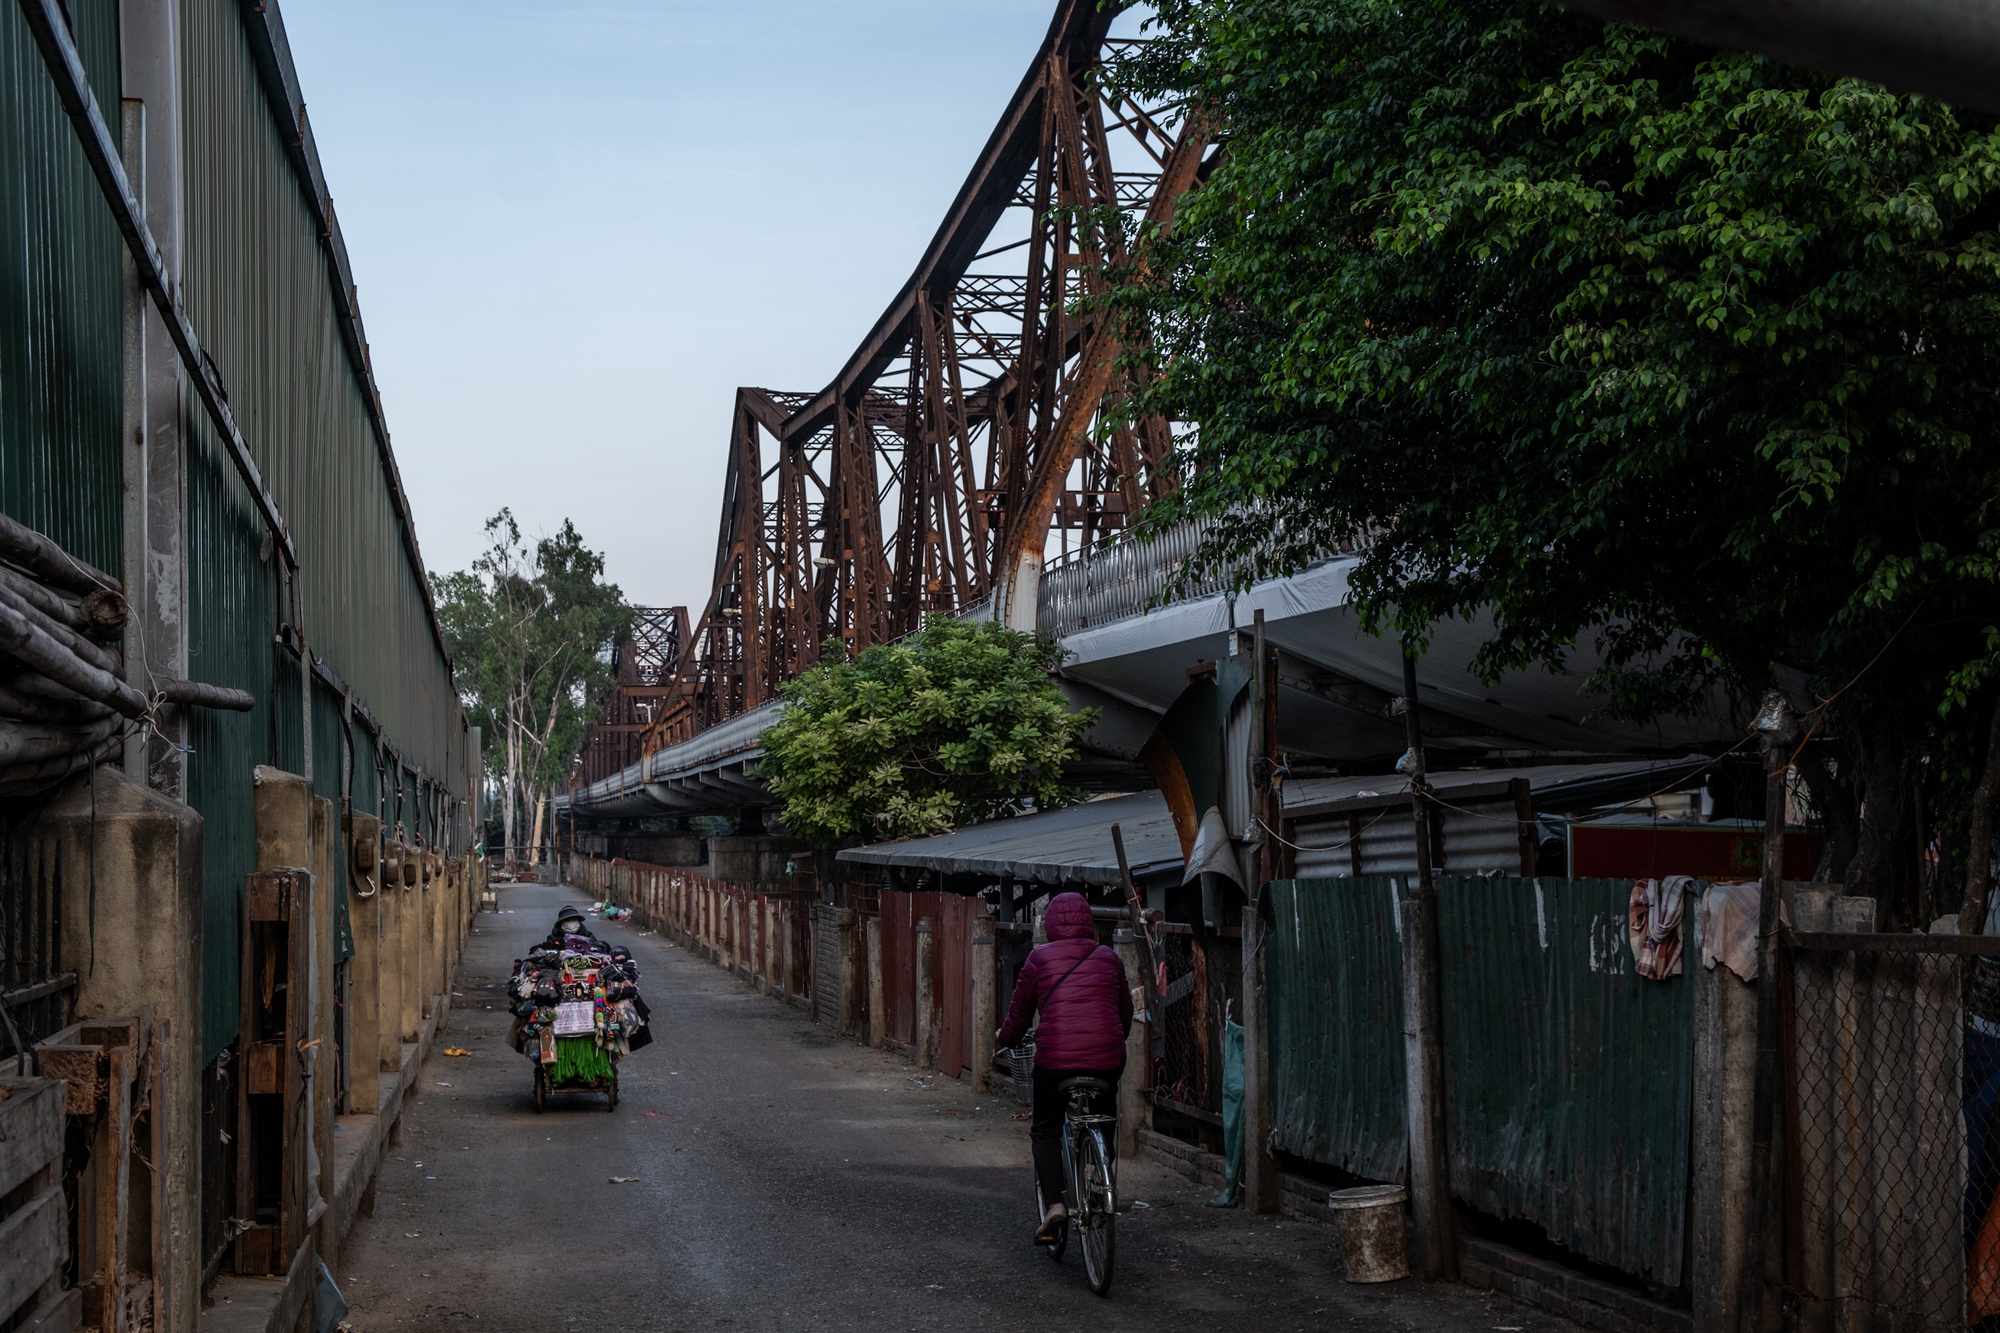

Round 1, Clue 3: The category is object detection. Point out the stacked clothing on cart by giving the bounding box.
[508,935,652,1065]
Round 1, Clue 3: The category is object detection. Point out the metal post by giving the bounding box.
[1400,643,1457,1280]
[1738,690,1797,1333]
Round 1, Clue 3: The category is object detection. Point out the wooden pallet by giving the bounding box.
[0,1076,78,1331]
[5,1010,169,1333]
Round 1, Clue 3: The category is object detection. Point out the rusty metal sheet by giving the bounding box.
[933,896,977,1078]
[1264,877,1408,1183]
[1436,876,1692,1283]
[881,891,918,1047]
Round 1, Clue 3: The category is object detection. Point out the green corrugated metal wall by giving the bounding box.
[1436,876,1692,1283]
[0,0,122,572]
[1264,875,1694,1282]
[173,0,472,1055]
[186,420,279,1060]
[1265,877,1408,1184]
[178,0,464,786]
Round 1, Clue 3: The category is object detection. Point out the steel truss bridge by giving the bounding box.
[572,0,1209,790]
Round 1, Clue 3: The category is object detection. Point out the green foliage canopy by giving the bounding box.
[758,618,1096,846]
[1106,0,2000,905]
[432,511,630,852]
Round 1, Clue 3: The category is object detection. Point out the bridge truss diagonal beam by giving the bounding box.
[618,0,1215,759]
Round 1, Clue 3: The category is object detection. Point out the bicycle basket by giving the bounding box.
[1008,1033,1035,1106]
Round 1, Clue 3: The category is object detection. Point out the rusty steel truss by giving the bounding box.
[573,606,691,786]
[645,0,1210,746]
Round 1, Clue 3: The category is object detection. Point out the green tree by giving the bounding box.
[432,511,631,868]
[1104,0,2000,923]
[758,618,1096,846]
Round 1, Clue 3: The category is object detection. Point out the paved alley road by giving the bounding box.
[336,882,1577,1333]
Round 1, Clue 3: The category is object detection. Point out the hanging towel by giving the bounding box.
[1699,881,1781,982]
[1627,876,1695,980]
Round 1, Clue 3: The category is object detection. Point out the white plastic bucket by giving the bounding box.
[1328,1184,1409,1282]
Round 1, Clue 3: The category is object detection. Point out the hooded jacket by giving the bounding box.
[996,893,1133,1070]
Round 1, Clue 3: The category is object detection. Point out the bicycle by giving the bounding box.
[1035,1075,1118,1296]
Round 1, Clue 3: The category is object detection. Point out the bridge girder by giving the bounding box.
[646,0,1213,745]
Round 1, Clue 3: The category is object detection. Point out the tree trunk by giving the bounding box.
[1960,699,2000,933]
[1844,722,1915,927]
[529,789,547,867]
[503,716,521,873]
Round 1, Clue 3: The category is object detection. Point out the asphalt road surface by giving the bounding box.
[335,881,1579,1332]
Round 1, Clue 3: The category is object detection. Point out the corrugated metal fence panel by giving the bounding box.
[813,905,842,1021]
[933,896,977,1078]
[1291,795,1527,878]
[1265,877,1408,1183]
[881,891,917,1046]
[179,0,461,784]
[1436,876,1692,1283]
[186,420,279,1061]
[0,0,123,575]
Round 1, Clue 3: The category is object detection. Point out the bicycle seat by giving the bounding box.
[1056,1076,1113,1098]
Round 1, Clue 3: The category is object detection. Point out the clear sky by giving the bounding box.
[281,0,1064,610]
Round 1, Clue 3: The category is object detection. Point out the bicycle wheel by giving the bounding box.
[1078,1127,1116,1296]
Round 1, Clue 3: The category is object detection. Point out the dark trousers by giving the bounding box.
[1031,1064,1123,1209]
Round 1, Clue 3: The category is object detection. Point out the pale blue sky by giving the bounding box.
[282,1,1064,608]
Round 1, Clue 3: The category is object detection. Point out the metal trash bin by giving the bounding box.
[1328,1184,1409,1282]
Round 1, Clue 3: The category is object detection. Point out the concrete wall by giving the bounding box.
[607,832,705,866]
[46,770,204,1333]
[707,835,809,892]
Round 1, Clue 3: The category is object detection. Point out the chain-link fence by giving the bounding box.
[1783,936,1997,1332]
[1150,927,1241,1126]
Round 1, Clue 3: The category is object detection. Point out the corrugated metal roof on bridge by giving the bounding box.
[839,757,1710,885]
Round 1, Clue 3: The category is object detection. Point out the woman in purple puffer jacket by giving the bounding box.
[996,891,1133,1242]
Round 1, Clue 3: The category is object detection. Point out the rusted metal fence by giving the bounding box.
[571,856,813,1007]
[1783,922,1991,1332]
[876,889,982,1075]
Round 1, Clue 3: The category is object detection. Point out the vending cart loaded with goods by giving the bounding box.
[508,906,652,1111]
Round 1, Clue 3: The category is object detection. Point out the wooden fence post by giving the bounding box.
[868,917,886,1047]
[1241,905,1279,1212]
[1399,644,1457,1280]
[1114,927,1148,1156]
[972,917,996,1088]
[916,919,936,1068]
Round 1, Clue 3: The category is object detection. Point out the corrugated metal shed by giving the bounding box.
[1436,875,1692,1283]
[1265,876,1408,1183]
[836,759,1710,887]
[836,790,1182,885]
[1282,758,1709,879]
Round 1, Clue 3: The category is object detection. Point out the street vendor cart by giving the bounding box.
[509,924,648,1113]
